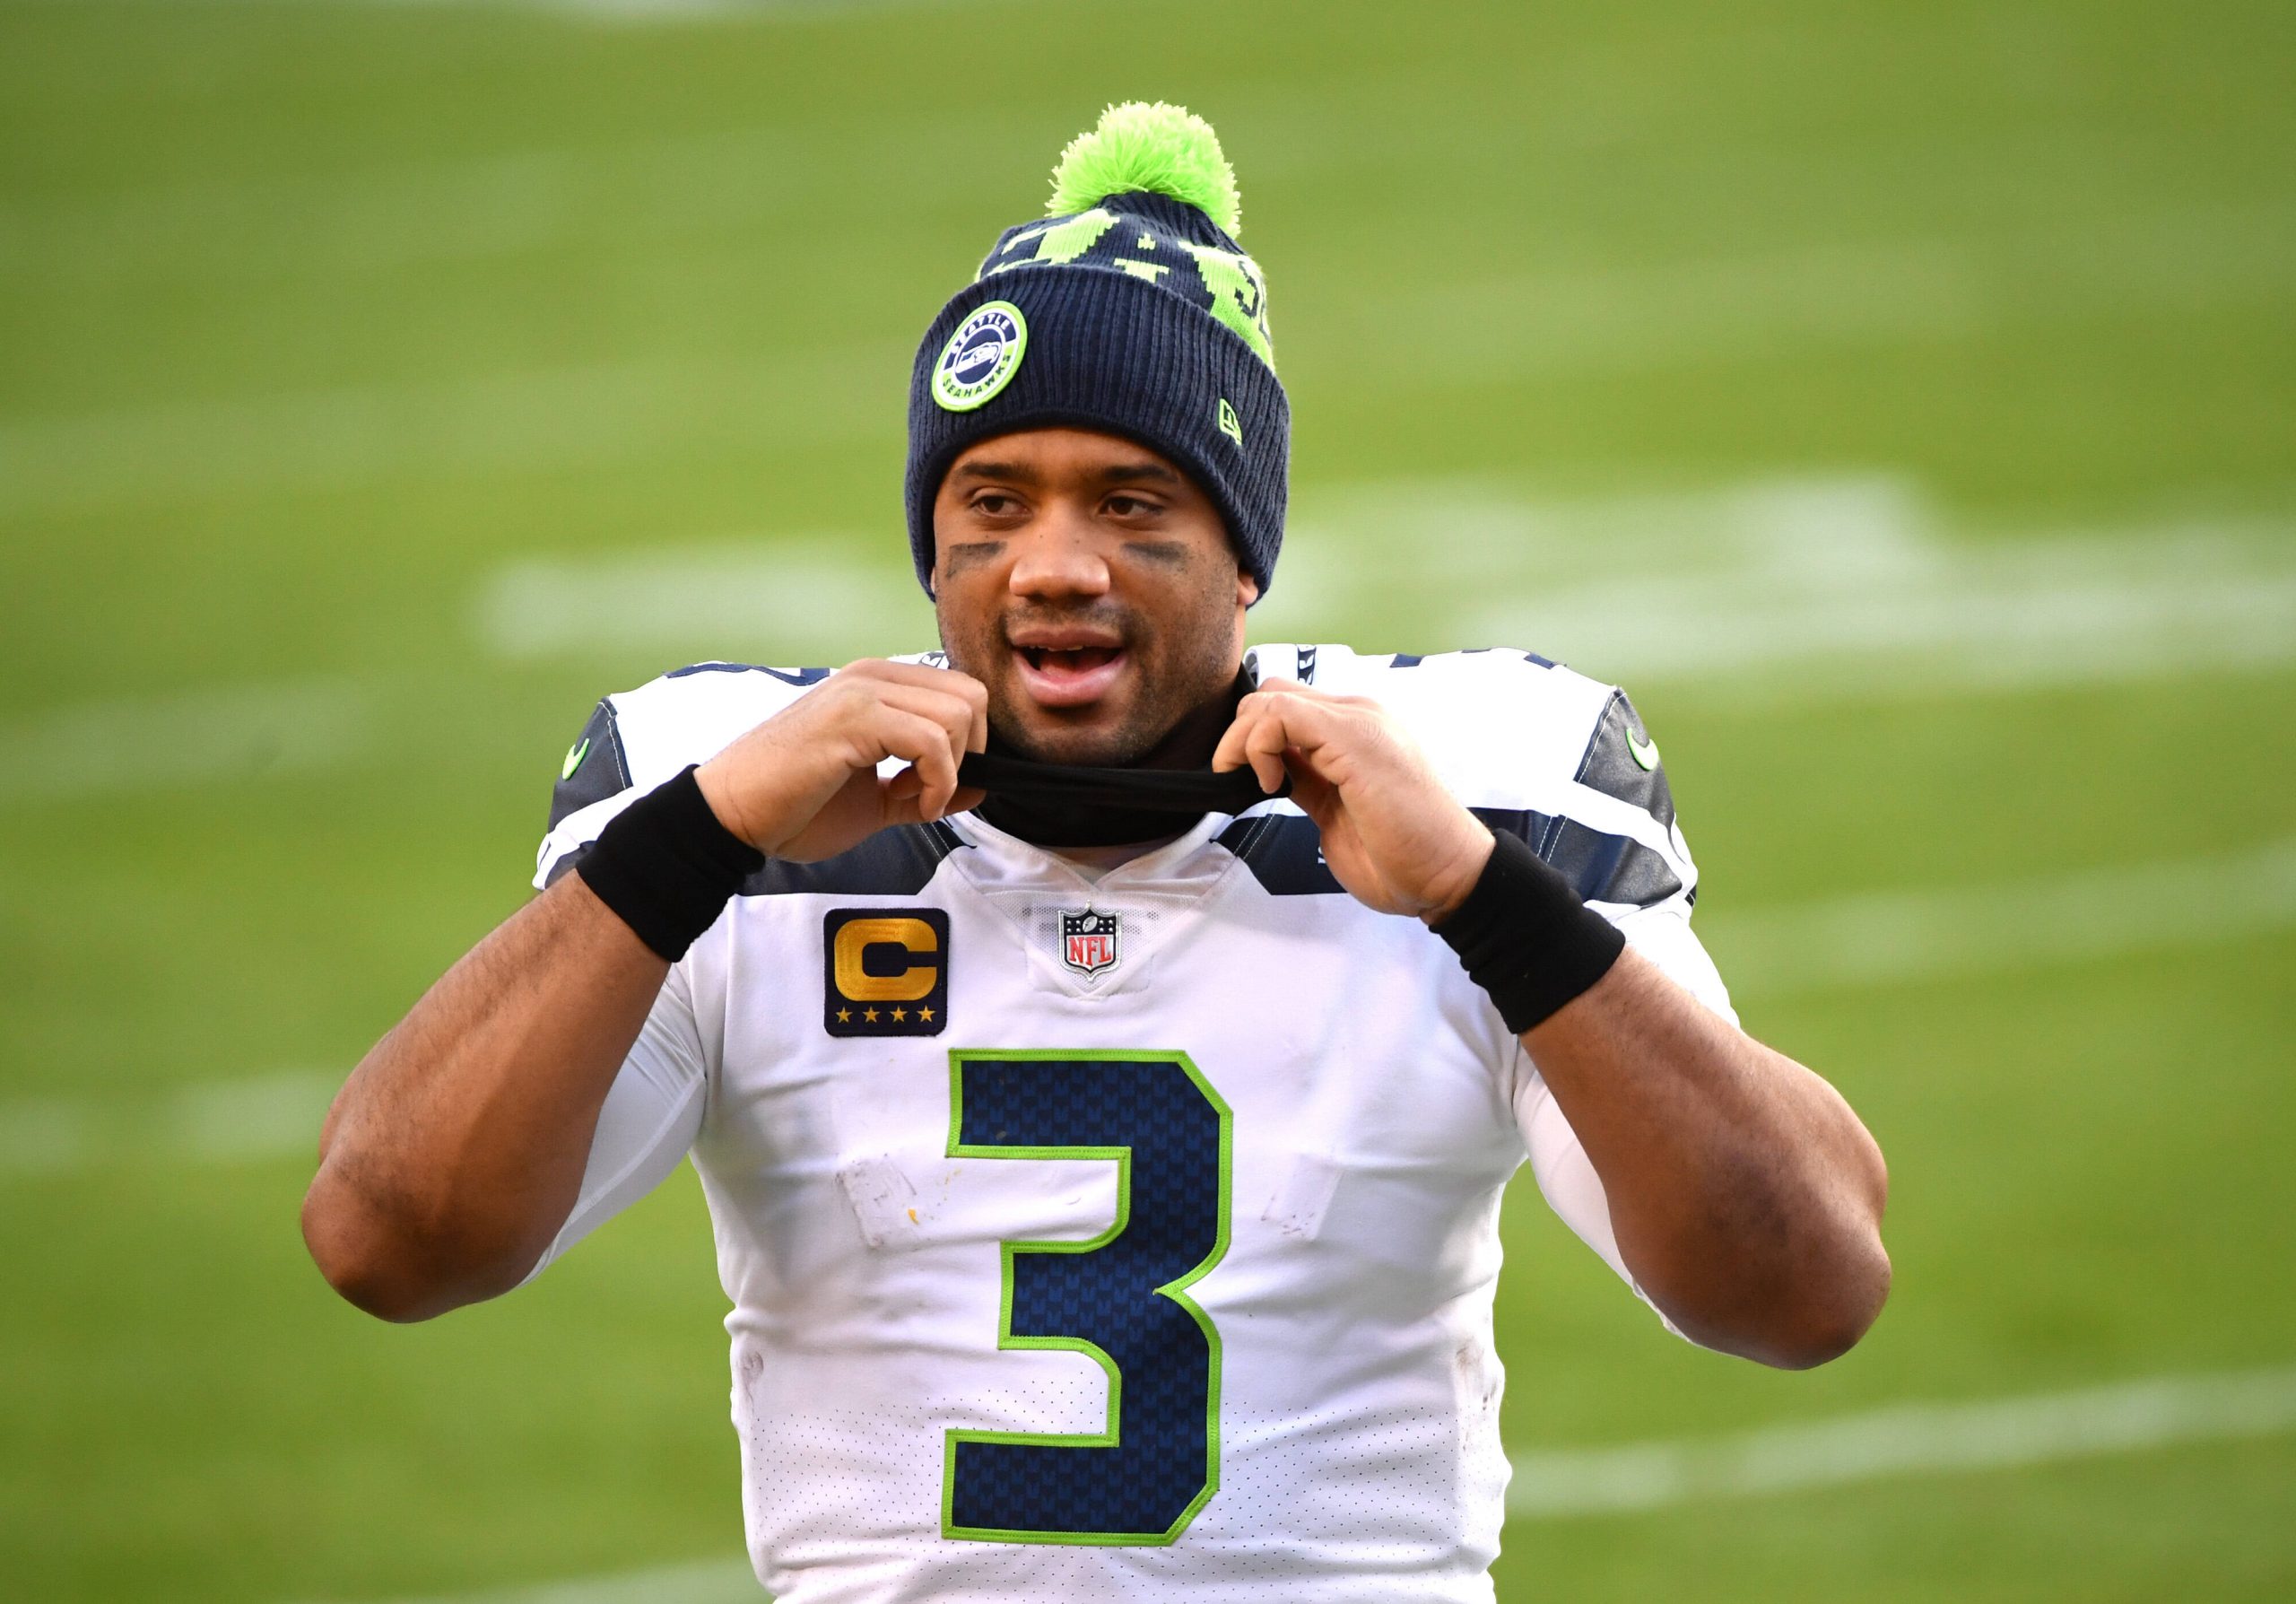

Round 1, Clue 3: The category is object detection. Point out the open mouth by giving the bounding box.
[1011,641,1129,708]
[1018,644,1120,676]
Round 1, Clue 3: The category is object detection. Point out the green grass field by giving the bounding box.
[3,1,2292,1599]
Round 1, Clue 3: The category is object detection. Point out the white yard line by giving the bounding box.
[1506,1365,2296,1517]
[0,677,376,802]
[475,543,926,663]
[480,476,2296,695]
[332,1365,2296,1600]
[1262,475,2296,697]
[1469,544,2296,699]
[0,1071,335,1178]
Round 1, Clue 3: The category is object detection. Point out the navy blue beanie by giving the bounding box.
[904,103,1290,600]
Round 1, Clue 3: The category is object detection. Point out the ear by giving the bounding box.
[1236,565,1261,608]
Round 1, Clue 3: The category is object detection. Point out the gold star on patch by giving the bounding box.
[834,1007,852,1024]
[890,1007,908,1022]
[862,1007,880,1024]
[917,1006,935,1023]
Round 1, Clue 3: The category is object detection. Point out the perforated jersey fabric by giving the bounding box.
[527,643,1735,1603]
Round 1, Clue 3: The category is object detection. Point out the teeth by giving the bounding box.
[1021,646,1116,671]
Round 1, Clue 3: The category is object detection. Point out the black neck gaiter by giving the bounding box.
[960,671,1284,848]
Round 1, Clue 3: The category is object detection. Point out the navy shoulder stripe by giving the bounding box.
[1383,647,1556,670]
[1219,807,1681,908]
[1574,691,1675,831]
[545,821,967,897]
[547,699,634,833]
[737,821,966,896]
[1475,807,1683,909]
[1214,813,1343,894]
[664,662,831,685]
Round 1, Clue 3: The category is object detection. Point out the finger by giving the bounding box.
[842,655,992,747]
[868,706,961,819]
[881,776,987,830]
[873,682,978,779]
[945,669,989,753]
[875,771,929,831]
[1241,702,1298,793]
[1213,697,1285,790]
[1210,699,1258,774]
[875,764,931,832]
[1216,684,1303,773]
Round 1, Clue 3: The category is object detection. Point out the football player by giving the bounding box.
[304,103,1889,1601]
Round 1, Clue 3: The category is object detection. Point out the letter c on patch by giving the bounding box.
[832,917,940,1002]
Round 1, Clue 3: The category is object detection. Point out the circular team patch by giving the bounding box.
[931,301,1029,412]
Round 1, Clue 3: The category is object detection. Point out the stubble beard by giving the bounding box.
[939,595,1242,769]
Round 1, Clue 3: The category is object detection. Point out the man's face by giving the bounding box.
[932,428,1257,766]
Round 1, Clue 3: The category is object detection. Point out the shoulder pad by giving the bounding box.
[547,698,634,833]
[1574,690,1675,830]
[1323,648,1616,806]
[540,661,833,838]
[1285,647,1695,911]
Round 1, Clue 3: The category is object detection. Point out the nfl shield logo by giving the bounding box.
[1060,909,1121,976]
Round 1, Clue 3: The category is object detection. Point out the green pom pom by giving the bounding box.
[1048,101,1241,237]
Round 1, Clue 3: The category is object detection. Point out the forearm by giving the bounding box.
[1524,946,1891,1367]
[302,872,669,1321]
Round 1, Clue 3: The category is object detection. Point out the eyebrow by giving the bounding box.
[952,460,1039,487]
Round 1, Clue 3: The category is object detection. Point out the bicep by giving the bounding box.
[518,965,709,1282]
[1512,896,1744,1346]
[1515,899,1735,1281]
[1514,1067,1696,1340]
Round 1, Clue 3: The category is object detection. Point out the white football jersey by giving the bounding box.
[528,644,1735,1604]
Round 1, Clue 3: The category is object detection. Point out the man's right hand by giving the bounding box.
[693,659,989,862]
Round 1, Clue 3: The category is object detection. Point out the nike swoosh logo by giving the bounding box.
[1626,729,1660,771]
[561,737,591,781]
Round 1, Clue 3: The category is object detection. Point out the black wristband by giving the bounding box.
[574,766,764,961]
[1433,829,1626,1034]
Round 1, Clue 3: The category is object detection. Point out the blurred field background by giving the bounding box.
[3,0,2292,1599]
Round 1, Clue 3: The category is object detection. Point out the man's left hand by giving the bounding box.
[1213,679,1493,922]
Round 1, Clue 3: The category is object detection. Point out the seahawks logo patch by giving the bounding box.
[931,302,1028,413]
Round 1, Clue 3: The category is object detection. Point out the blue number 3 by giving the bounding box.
[942,1050,1233,1545]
